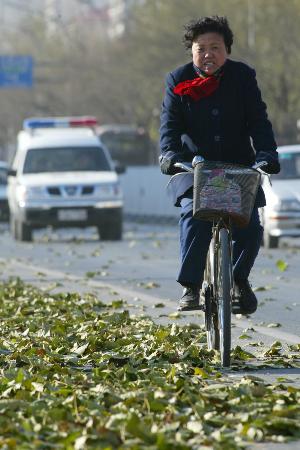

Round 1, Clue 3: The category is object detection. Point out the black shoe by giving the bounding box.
[232,279,258,315]
[178,286,201,311]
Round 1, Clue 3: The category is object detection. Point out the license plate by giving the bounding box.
[57,209,87,221]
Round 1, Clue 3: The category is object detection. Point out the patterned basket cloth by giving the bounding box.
[193,161,261,227]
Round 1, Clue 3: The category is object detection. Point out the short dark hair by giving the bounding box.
[183,16,234,54]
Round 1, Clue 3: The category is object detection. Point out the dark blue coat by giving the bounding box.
[160,59,278,207]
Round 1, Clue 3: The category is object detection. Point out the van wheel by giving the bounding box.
[18,221,33,242]
[98,222,122,241]
[264,231,278,249]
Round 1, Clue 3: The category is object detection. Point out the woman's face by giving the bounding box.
[192,32,228,75]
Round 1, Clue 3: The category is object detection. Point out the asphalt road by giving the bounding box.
[1,220,299,338]
[1,220,299,333]
[1,221,299,343]
[0,221,299,449]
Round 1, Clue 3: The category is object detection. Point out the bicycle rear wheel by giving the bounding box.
[217,228,232,367]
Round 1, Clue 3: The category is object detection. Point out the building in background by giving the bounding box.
[0,0,137,38]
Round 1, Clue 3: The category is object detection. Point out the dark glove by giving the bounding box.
[255,151,280,174]
[159,151,187,175]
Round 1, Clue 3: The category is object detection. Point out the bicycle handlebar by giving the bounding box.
[174,159,269,173]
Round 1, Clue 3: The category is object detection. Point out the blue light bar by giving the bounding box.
[23,116,98,130]
[23,117,68,129]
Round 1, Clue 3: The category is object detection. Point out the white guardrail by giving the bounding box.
[119,166,180,220]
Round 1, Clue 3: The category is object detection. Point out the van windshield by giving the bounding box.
[23,147,111,174]
[273,152,300,180]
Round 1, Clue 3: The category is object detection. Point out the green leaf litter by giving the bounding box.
[276,259,288,272]
[0,278,299,449]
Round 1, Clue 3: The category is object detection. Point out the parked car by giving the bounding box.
[8,117,123,242]
[0,161,9,221]
[261,145,300,248]
[96,124,157,166]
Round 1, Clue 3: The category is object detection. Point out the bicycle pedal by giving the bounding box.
[178,304,205,312]
[194,304,205,311]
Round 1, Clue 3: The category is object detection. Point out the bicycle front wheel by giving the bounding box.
[217,228,232,367]
[203,241,220,351]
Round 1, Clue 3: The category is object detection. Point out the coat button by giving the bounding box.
[214,135,221,142]
[212,108,219,116]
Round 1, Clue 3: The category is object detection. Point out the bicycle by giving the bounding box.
[174,157,266,367]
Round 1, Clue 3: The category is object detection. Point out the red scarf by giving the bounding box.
[173,74,221,101]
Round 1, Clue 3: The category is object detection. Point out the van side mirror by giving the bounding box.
[114,161,126,174]
[7,168,17,176]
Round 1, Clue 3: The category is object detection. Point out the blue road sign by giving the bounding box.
[0,55,34,88]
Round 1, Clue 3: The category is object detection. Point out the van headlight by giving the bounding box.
[94,183,121,197]
[16,185,45,205]
[274,199,300,211]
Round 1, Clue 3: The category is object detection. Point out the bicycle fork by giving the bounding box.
[211,221,232,288]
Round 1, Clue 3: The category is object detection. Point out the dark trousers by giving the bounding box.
[177,197,263,287]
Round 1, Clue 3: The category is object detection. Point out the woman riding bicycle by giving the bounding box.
[159,16,280,313]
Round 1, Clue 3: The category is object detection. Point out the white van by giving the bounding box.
[8,117,124,241]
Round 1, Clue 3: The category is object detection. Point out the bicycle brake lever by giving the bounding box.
[174,162,194,173]
[252,160,268,170]
[252,161,272,186]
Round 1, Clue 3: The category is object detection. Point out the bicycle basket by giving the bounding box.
[193,161,261,227]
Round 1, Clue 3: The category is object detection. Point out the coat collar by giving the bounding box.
[183,59,231,80]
